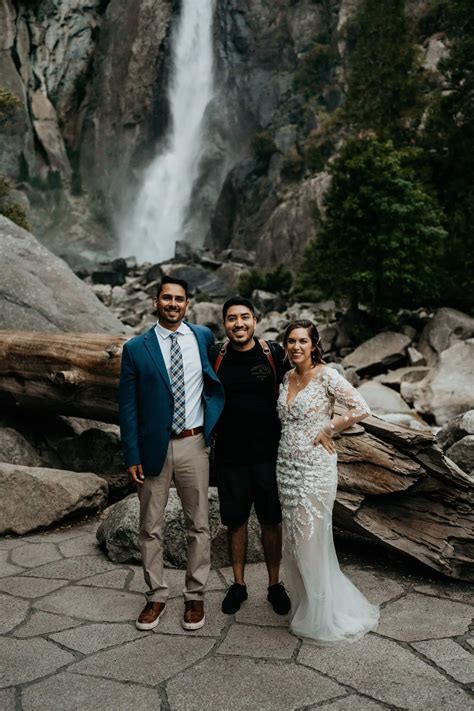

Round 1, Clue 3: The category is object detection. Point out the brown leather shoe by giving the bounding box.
[136,601,166,630]
[182,600,205,630]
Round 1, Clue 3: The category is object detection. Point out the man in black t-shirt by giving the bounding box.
[210,297,291,616]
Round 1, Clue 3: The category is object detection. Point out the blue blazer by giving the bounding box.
[118,323,225,476]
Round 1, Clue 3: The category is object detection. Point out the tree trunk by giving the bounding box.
[0,331,472,580]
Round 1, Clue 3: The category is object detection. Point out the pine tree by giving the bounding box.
[299,136,446,319]
[344,0,422,140]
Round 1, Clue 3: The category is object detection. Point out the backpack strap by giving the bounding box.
[213,341,229,373]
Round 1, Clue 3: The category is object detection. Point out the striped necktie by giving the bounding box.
[170,332,186,434]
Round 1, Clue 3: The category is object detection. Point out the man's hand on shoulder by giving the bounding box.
[128,464,145,485]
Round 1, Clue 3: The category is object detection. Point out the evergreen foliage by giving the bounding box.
[0,86,30,230]
[423,0,474,310]
[299,137,446,318]
[344,0,422,140]
[238,264,293,299]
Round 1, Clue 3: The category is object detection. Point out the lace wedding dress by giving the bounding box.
[277,365,379,642]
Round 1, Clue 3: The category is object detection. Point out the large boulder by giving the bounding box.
[343,332,412,375]
[0,216,128,333]
[97,490,263,569]
[0,427,43,467]
[0,463,108,535]
[412,340,474,425]
[357,382,411,415]
[419,308,474,365]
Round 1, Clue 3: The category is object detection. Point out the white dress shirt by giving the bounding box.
[155,321,204,429]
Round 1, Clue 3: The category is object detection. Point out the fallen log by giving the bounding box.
[0,331,472,580]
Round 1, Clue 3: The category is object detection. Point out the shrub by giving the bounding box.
[238,264,293,299]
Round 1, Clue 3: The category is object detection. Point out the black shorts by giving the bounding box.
[216,459,282,527]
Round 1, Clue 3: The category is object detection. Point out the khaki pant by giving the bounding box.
[137,433,210,603]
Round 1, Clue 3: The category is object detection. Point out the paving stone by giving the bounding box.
[341,565,405,605]
[71,634,214,685]
[298,633,471,710]
[220,562,268,589]
[412,638,474,684]
[79,568,130,589]
[0,593,29,633]
[0,538,26,550]
[49,623,144,654]
[414,582,474,605]
[25,527,92,543]
[0,688,16,711]
[0,637,74,688]
[14,611,83,638]
[378,593,473,641]
[235,595,288,627]
[0,560,25,578]
[217,623,297,659]
[21,672,161,711]
[167,656,345,710]
[321,695,385,710]
[0,576,68,598]
[22,554,117,580]
[58,535,102,558]
[34,585,141,622]
[10,542,63,568]
[155,592,228,637]
[467,637,473,651]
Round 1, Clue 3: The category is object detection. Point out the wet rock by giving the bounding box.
[0,463,108,535]
[343,332,412,376]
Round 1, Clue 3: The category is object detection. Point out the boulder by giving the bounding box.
[97,489,264,568]
[0,427,43,467]
[373,367,430,389]
[357,382,411,415]
[419,308,474,365]
[407,346,426,367]
[0,216,128,333]
[343,332,412,375]
[412,340,474,425]
[446,436,474,474]
[0,463,108,535]
[437,410,474,450]
[252,290,285,314]
[188,302,223,338]
[219,248,256,266]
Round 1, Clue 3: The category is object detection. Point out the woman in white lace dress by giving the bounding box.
[277,320,379,642]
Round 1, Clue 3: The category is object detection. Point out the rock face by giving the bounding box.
[0,463,108,535]
[97,490,264,569]
[0,216,128,332]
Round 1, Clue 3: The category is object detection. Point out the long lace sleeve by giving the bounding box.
[325,367,370,433]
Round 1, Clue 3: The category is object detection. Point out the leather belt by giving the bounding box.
[170,426,204,440]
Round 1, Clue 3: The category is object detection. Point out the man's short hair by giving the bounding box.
[157,275,189,298]
[222,296,256,320]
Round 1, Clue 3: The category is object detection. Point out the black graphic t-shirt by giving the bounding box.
[214,339,286,464]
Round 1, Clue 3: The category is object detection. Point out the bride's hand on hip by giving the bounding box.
[314,430,336,454]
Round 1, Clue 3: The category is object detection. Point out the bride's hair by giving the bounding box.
[283,319,325,364]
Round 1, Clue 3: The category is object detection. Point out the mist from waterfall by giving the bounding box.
[119,0,216,263]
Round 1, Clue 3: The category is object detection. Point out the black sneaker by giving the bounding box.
[267,583,291,615]
[222,583,248,614]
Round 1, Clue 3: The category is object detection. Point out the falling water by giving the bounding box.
[120,0,216,263]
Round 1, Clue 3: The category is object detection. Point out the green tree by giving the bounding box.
[344,0,422,140]
[299,137,446,319]
[423,0,474,310]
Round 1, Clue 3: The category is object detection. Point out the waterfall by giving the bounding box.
[120,0,216,263]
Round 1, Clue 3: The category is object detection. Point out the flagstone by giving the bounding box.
[217,623,297,659]
[50,622,144,654]
[79,568,130,589]
[412,638,474,684]
[13,611,82,638]
[0,576,68,599]
[22,555,116,580]
[378,593,474,641]
[33,585,141,622]
[0,638,74,688]
[10,543,62,568]
[0,593,29,634]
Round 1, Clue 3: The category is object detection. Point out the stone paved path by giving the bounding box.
[0,519,473,710]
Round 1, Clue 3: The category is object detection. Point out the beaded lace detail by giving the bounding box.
[276,366,370,548]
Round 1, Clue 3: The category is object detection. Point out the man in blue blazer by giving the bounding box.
[119,276,224,632]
